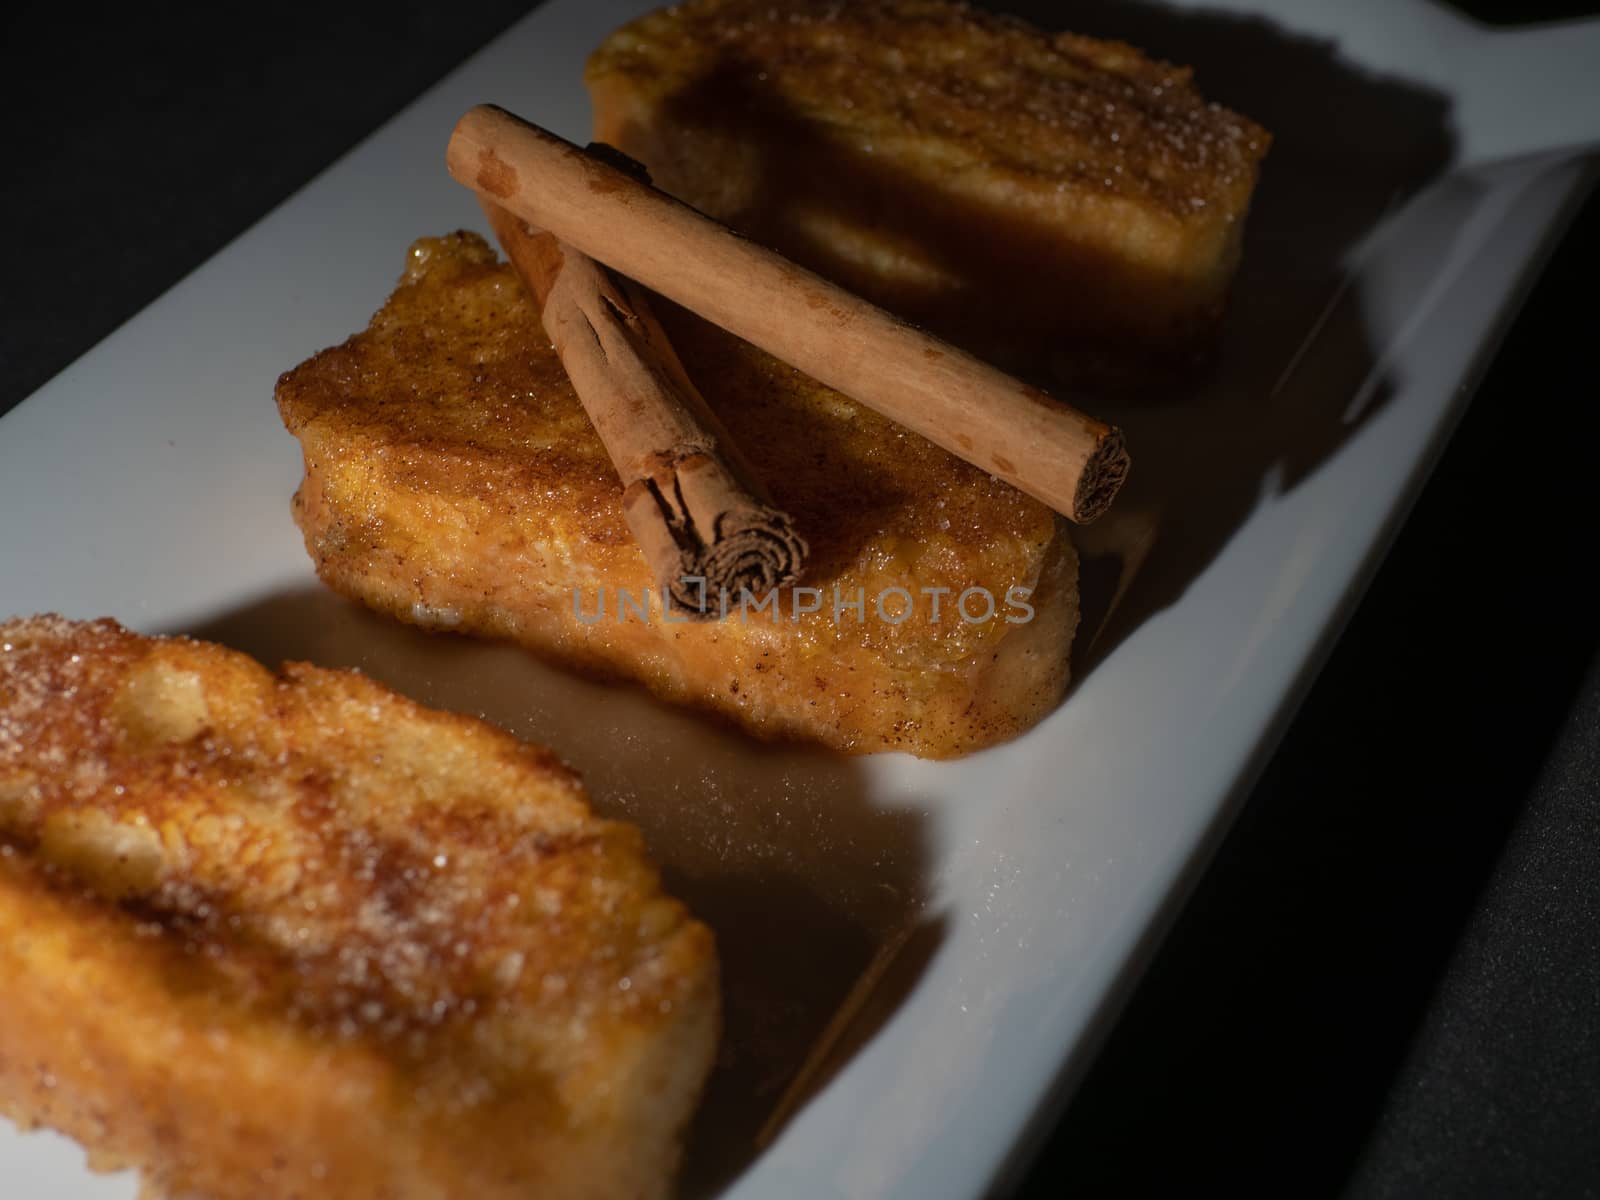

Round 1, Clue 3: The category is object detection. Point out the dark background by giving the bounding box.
[2,3,1596,1197]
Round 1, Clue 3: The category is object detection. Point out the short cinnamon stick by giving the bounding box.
[480,197,806,615]
[447,104,1130,523]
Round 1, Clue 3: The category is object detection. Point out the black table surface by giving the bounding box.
[3,3,1596,1197]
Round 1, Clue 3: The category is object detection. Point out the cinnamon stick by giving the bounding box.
[447,104,1130,523]
[479,197,806,615]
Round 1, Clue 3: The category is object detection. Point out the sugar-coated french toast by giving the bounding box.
[586,0,1271,387]
[0,614,718,1200]
[276,233,1078,759]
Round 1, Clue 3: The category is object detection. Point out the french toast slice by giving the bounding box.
[0,614,718,1200]
[586,0,1271,387]
[276,232,1078,759]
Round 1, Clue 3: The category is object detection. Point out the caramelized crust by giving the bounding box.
[586,0,1270,385]
[0,614,718,1200]
[276,233,1077,759]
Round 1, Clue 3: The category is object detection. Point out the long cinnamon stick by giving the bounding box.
[479,197,806,615]
[447,104,1130,523]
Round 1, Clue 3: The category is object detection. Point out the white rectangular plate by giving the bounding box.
[2,1,1596,1197]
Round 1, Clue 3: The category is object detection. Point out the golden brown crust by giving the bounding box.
[0,614,718,1200]
[276,233,1077,759]
[585,0,1271,384]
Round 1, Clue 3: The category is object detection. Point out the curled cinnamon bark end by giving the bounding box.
[1072,427,1131,524]
[624,453,807,619]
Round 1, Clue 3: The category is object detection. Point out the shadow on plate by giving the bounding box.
[179,588,939,1197]
[985,0,1458,672]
